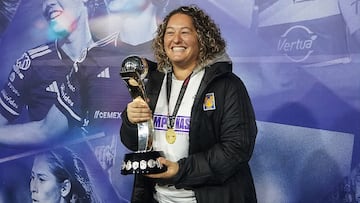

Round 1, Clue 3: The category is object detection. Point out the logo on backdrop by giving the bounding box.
[7,82,20,97]
[1,90,18,110]
[12,53,31,79]
[277,25,318,62]
[15,53,31,71]
[93,110,121,119]
[97,67,110,78]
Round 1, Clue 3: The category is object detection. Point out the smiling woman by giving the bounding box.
[121,5,257,203]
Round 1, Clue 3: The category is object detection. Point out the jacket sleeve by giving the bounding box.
[171,74,257,188]
[0,52,33,121]
[120,108,139,151]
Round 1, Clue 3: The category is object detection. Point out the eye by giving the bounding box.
[165,30,174,36]
[181,28,192,35]
[181,31,190,35]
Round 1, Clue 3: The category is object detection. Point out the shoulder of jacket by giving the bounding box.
[90,32,118,49]
[204,61,232,81]
[26,42,56,60]
[13,42,55,72]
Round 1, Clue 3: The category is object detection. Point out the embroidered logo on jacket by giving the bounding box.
[203,93,216,111]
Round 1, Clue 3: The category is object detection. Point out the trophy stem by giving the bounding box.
[137,119,154,152]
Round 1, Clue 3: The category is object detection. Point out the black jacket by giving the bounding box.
[120,58,257,203]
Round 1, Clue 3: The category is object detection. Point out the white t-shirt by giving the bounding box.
[152,69,205,203]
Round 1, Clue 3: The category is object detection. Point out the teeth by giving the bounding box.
[172,47,185,52]
[49,10,62,19]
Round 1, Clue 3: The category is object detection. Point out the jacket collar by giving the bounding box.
[202,51,233,83]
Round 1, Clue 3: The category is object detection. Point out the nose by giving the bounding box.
[30,178,38,193]
[172,32,181,44]
[42,0,56,9]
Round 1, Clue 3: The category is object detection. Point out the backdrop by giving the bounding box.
[0,0,359,202]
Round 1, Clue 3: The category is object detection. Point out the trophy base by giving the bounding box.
[121,151,167,175]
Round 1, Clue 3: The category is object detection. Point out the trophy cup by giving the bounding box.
[120,56,166,175]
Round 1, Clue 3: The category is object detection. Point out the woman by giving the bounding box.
[120,5,258,203]
[30,147,96,203]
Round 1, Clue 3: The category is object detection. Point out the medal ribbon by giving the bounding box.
[166,71,192,129]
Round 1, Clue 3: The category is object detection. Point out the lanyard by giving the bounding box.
[166,71,192,129]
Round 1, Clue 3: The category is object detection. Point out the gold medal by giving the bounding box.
[166,128,176,144]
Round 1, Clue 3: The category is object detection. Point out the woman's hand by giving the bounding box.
[127,97,152,124]
[146,157,179,179]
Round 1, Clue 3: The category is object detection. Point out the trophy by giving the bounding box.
[120,56,166,175]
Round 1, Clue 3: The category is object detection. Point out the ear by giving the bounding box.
[61,179,71,197]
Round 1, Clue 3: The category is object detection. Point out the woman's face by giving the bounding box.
[42,0,86,34]
[164,13,200,70]
[30,155,62,203]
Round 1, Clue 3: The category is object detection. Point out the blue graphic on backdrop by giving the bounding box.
[0,0,359,202]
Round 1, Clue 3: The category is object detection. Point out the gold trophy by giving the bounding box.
[120,56,166,175]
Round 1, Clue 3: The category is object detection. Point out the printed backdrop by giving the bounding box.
[0,0,359,202]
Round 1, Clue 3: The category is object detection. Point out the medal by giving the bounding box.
[165,72,192,145]
[166,128,176,144]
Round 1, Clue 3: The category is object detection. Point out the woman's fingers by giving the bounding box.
[127,97,152,123]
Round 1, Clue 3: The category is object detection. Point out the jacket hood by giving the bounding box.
[204,51,232,74]
[193,51,232,75]
[206,51,232,65]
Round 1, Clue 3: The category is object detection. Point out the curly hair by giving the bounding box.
[152,5,226,71]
